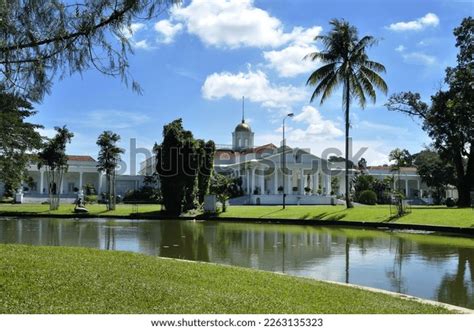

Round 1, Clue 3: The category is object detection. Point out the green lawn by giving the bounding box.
[0,244,455,314]
[0,203,164,217]
[0,203,472,229]
[216,205,474,228]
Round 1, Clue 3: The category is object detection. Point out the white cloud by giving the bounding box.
[171,0,309,48]
[291,105,343,139]
[263,44,317,77]
[394,44,436,66]
[388,13,439,32]
[395,45,405,52]
[154,19,183,44]
[120,23,152,50]
[263,26,322,77]
[36,128,57,139]
[85,110,151,129]
[202,69,307,108]
[402,52,436,66]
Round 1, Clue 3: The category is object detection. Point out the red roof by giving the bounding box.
[367,166,417,173]
[241,143,277,155]
[67,155,96,162]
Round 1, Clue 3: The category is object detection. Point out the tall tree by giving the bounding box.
[0,0,178,101]
[155,119,215,215]
[155,119,198,215]
[196,139,216,204]
[306,19,387,208]
[37,126,73,210]
[414,149,455,204]
[0,90,42,196]
[96,131,123,211]
[386,17,473,206]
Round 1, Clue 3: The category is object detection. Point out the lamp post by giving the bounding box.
[282,113,294,209]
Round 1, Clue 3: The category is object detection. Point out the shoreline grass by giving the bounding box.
[0,203,472,230]
[216,205,474,228]
[0,244,456,314]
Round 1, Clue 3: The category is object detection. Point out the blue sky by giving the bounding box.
[33,0,473,174]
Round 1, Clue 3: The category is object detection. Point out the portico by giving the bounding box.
[224,148,335,205]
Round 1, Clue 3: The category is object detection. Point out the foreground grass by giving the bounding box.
[0,244,454,314]
[217,205,474,228]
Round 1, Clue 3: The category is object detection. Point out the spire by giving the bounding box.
[241,96,245,123]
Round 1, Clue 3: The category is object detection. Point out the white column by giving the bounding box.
[273,169,278,194]
[405,179,409,197]
[60,177,64,194]
[299,168,305,195]
[327,174,332,195]
[259,169,265,194]
[286,169,292,194]
[315,171,320,195]
[324,175,330,195]
[246,169,250,194]
[98,173,103,194]
[79,171,83,190]
[251,167,255,194]
[40,170,44,194]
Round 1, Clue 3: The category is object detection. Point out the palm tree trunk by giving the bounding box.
[345,78,353,208]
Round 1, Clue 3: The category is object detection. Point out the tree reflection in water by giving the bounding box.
[437,248,474,309]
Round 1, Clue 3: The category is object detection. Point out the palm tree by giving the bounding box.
[96,131,123,211]
[306,19,387,208]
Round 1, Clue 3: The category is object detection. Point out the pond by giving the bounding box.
[0,217,473,309]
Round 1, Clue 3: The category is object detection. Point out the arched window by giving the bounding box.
[238,138,242,146]
[244,139,248,146]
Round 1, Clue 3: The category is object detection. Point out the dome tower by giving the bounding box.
[232,97,254,151]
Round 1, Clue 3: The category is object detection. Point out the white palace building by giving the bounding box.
[1,113,449,204]
[0,155,144,203]
[139,114,439,205]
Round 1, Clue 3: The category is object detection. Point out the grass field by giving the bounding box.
[0,203,472,229]
[216,205,474,228]
[0,244,455,314]
[0,203,164,217]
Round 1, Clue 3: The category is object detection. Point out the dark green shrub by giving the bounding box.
[84,195,97,204]
[123,186,162,203]
[446,198,456,207]
[358,190,377,205]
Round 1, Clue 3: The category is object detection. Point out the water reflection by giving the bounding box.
[0,217,472,309]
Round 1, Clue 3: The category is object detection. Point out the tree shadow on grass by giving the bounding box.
[299,211,348,221]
